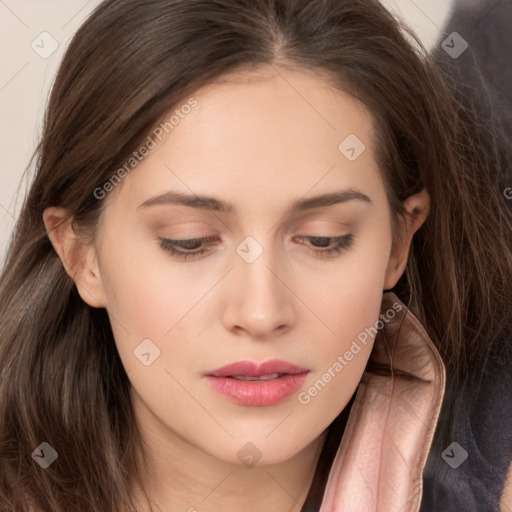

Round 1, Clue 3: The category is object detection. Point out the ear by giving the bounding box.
[384,188,430,290]
[43,207,107,308]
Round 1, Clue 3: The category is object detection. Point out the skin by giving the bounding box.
[44,64,430,512]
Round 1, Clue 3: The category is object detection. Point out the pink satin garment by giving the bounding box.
[319,292,446,512]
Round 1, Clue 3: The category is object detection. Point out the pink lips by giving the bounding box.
[205,359,309,407]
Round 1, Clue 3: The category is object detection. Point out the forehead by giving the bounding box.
[105,64,385,218]
[176,64,375,156]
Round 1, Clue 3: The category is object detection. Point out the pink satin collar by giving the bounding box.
[320,292,446,511]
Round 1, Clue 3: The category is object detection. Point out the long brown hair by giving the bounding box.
[1,0,511,510]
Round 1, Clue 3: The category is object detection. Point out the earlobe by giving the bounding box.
[43,207,107,308]
[384,188,430,290]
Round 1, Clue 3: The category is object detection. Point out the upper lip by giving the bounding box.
[206,359,309,378]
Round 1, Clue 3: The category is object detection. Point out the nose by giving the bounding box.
[222,238,296,340]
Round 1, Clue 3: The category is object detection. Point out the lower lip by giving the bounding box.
[205,373,309,406]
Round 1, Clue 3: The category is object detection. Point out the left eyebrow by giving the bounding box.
[138,188,372,214]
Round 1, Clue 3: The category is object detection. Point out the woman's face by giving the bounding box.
[74,65,409,466]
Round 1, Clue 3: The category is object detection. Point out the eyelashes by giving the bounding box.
[159,236,220,261]
[294,234,354,257]
[158,234,354,261]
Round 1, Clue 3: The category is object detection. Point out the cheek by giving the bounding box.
[97,218,205,330]
[297,234,391,417]
[313,226,392,347]
[95,226,212,376]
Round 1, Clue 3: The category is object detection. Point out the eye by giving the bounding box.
[158,236,220,261]
[294,234,354,258]
[158,234,354,261]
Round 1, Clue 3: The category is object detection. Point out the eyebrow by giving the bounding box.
[138,188,372,214]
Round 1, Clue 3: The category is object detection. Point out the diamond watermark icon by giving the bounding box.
[134,338,161,366]
[236,236,263,264]
[441,32,468,59]
[237,442,262,468]
[31,442,58,469]
[441,441,468,469]
[31,32,59,59]
[338,134,366,161]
